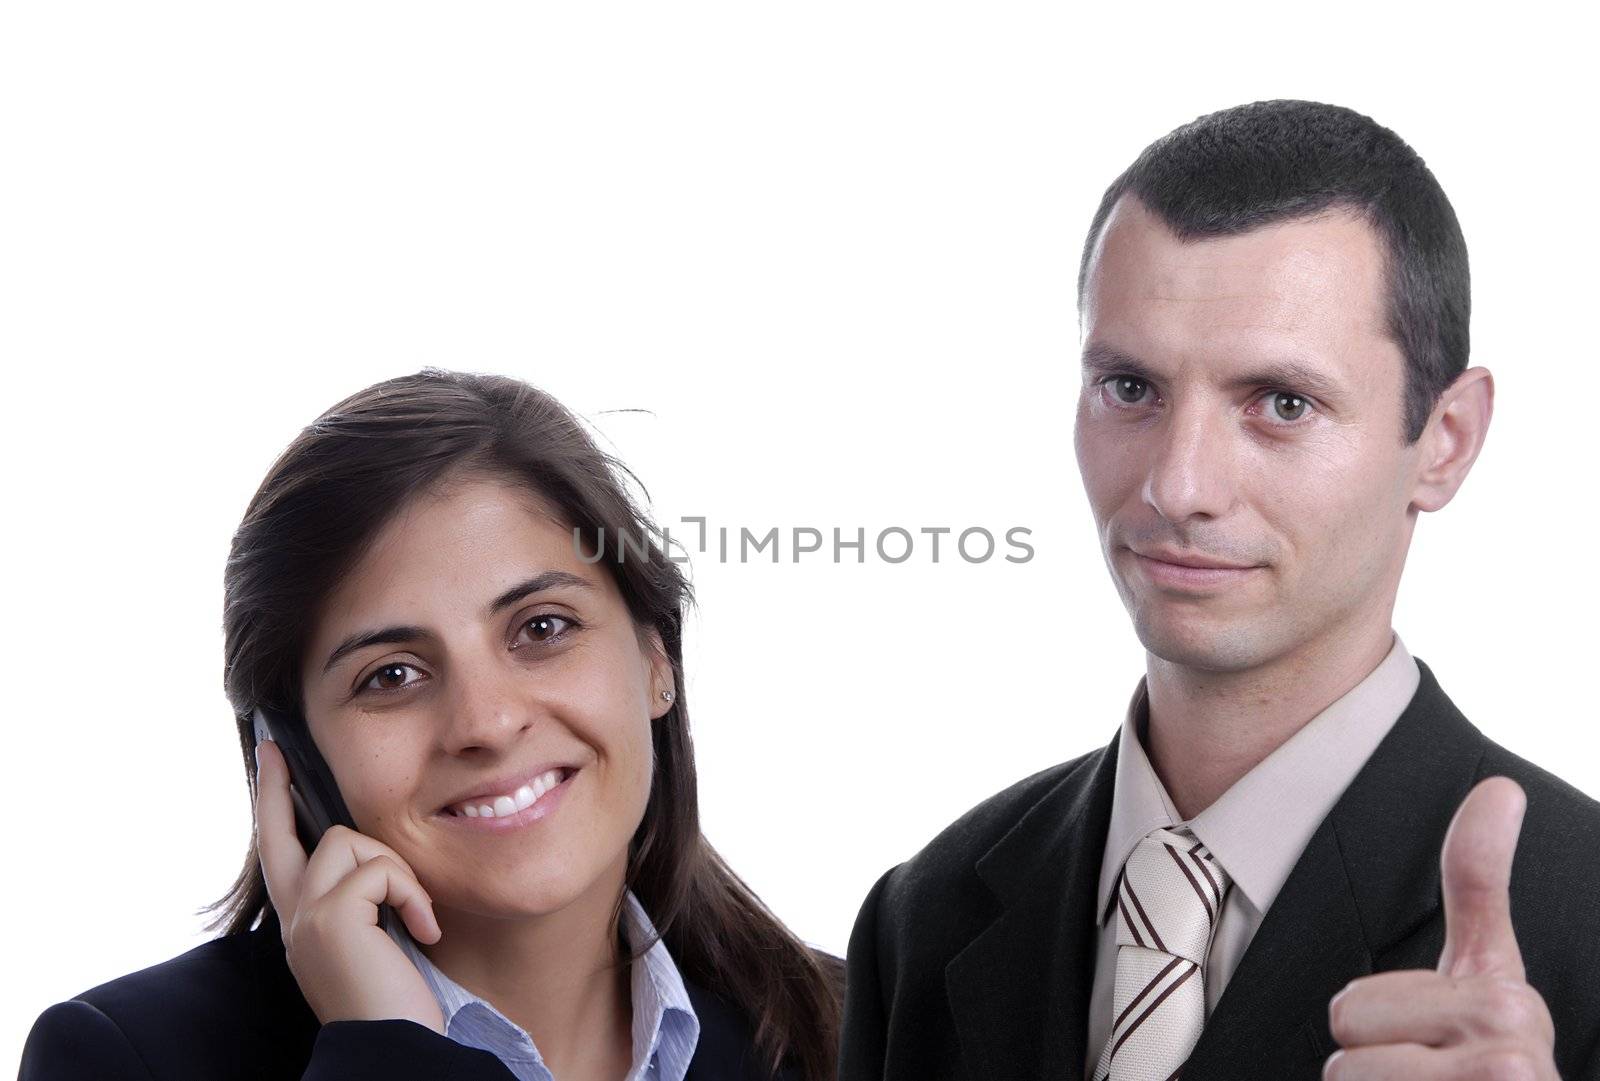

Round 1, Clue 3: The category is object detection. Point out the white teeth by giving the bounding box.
[449,768,566,819]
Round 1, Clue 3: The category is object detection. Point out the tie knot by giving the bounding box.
[1114,827,1231,965]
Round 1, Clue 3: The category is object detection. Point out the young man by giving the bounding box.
[840,100,1600,1081]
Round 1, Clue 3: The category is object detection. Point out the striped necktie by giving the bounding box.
[1091,826,1231,1081]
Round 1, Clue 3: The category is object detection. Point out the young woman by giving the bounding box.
[20,369,842,1081]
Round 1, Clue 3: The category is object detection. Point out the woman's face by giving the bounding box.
[298,472,672,923]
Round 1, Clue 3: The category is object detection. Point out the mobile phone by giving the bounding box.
[251,705,354,843]
[251,704,397,933]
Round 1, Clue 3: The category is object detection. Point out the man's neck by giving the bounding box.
[1143,623,1396,820]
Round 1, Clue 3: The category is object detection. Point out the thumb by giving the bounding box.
[1437,775,1527,980]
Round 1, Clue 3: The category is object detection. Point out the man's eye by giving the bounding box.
[1104,376,1151,405]
[1100,378,1314,426]
[1262,390,1313,424]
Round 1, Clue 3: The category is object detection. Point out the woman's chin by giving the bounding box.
[424,868,605,923]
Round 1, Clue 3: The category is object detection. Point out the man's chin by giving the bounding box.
[1132,617,1279,674]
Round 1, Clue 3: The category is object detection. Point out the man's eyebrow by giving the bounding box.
[1080,342,1346,403]
[1081,342,1161,383]
[320,570,597,675]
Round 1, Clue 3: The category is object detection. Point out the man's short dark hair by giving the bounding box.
[1077,99,1469,444]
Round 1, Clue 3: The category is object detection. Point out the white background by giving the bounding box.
[5,2,1597,1068]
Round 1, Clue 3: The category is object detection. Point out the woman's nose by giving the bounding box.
[438,661,540,755]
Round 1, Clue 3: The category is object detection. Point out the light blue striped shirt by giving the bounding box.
[383,891,700,1081]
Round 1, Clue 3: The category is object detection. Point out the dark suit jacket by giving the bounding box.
[20,907,797,1080]
[839,658,1600,1080]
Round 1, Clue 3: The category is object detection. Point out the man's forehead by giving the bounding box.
[1084,196,1392,338]
[1081,196,1396,387]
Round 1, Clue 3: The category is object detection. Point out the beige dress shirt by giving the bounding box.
[1083,631,1421,1078]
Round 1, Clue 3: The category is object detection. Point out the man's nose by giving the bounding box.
[1140,402,1238,524]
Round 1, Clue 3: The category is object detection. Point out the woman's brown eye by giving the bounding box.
[376,664,405,687]
[362,662,420,694]
[524,615,574,642]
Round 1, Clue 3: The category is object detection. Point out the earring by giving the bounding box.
[660,689,674,702]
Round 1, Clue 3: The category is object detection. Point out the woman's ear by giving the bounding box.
[642,627,675,719]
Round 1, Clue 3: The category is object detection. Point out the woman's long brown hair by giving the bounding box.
[200,368,842,1079]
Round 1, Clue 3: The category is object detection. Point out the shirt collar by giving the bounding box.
[385,890,700,1081]
[1095,631,1420,924]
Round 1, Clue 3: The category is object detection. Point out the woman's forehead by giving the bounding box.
[302,479,621,667]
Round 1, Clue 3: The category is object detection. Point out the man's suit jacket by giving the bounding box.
[20,906,796,1080]
[839,659,1600,1080]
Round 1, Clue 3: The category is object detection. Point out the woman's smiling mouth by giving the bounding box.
[438,766,577,825]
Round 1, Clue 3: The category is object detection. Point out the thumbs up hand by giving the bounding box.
[1323,777,1559,1079]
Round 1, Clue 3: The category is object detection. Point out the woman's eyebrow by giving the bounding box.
[320,570,597,676]
[482,569,597,620]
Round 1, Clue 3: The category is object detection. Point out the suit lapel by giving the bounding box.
[684,980,745,1080]
[247,908,324,1079]
[686,977,815,1081]
[945,735,1120,1080]
[1178,819,1367,1076]
[1181,658,1488,1078]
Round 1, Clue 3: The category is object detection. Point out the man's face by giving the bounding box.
[1074,195,1424,673]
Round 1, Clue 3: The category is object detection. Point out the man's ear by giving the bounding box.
[1411,366,1494,514]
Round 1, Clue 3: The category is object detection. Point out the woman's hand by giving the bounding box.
[255,738,446,1034]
